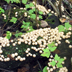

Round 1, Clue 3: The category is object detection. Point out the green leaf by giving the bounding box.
[56,63,63,68]
[5,0,20,3]
[38,71,41,72]
[39,15,43,19]
[14,0,20,3]
[29,3,34,7]
[25,4,30,9]
[48,13,52,17]
[41,48,50,58]
[10,17,17,24]
[15,32,22,38]
[49,46,57,52]
[21,25,25,28]
[28,10,34,14]
[26,22,30,25]
[32,8,36,11]
[30,14,36,19]
[49,61,56,66]
[22,0,27,4]
[5,0,10,3]
[39,11,43,14]
[65,22,71,30]
[23,21,26,24]
[58,25,65,32]
[58,58,64,63]
[15,31,23,38]
[15,33,19,38]
[43,66,48,72]
[5,31,12,39]
[21,21,30,29]
[48,42,55,47]
[27,26,34,33]
[48,42,57,52]
[8,0,14,3]
[54,54,60,61]
[0,7,5,14]
[18,32,23,36]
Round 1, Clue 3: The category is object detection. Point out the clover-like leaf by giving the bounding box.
[39,15,43,19]
[5,0,10,3]
[5,0,20,3]
[43,66,48,72]
[5,31,12,39]
[25,4,30,9]
[15,32,22,38]
[54,54,60,61]
[21,21,30,29]
[28,10,34,14]
[21,25,25,28]
[56,63,63,68]
[22,0,27,4]
[30,14,36,19]
[48,42,55,47]
[58,58,65,63]
[65,22,71,30]
[49,61,56,66]
[23,21,26,24]
[49,46,57,52]
[0,7,5,14]
[10,17,17,24]
[15,0,20,3]
[29,3,34,7]
[48,42,57,52]
[58,25,65,32]
[27,26,34,33]
[39,11,43,14]
[32,8,35,11]
[41,48,50,58]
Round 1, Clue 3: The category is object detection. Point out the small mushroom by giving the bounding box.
[40,20,48,28]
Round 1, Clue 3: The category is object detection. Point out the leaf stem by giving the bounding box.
[47,0,59,15]
[34,0,38,29]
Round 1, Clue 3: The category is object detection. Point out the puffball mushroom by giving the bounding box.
[40,20,48,28]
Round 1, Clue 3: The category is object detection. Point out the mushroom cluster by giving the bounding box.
[47,55,67,72]
[0,26,71,62]
[59,67,68,72]
[20,27,71,47]
[32,1,58,16]
[0,37,10,52]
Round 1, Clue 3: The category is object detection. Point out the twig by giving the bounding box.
[47,0,59,15]
[64,8,72,17]
[13,17,25,29]
[2,3,11,30]
[3,3,20,31]
[58,0,63,17]
[10,4,20,8]
[37,60,43,72]
[34,0,38,29]
[0,68,13,72]
[4,16,23,31]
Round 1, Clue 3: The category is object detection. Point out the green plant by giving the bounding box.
[5,0,20,3]
[0,0,72,72]
[58,22,71,32]
[43,66,48,72]
[1,0,44,39]
[0,7,5,14]
[15,30,23,38]
[41,42,57,58]
[50,54,65,68]
[5,31,12,39]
